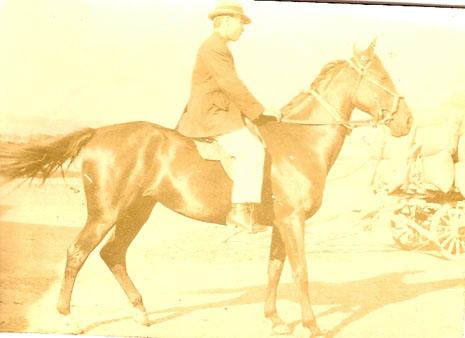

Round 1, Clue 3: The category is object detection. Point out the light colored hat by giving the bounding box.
[208,1,251,24]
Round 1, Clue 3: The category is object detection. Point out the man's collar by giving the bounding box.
[212,31,228,44]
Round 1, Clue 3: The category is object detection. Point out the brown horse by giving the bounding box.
[0,42,412,336]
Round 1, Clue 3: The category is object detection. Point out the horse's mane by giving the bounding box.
[281,60,347,116]
[309,60,347,90]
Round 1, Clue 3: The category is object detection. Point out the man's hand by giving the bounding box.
[254,109,282,126]
[263,108,282,122]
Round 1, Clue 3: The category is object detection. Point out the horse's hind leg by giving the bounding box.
[264,226,291,335]
[56,214,116,332]
[99,197,156,326]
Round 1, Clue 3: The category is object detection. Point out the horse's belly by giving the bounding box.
[156,160,232,225]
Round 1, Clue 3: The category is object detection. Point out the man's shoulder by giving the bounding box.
[199,33,229,55]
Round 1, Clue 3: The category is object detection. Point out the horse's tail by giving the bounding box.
[0,128,96,183]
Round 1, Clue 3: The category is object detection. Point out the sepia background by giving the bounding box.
[1,0,465,133]
[1,1,464,337]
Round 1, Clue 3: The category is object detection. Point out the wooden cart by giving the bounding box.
[386,184,465,259]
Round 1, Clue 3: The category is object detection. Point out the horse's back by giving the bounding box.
[88,121,178,144]
[80,121,232,222]
[80,121,190,204]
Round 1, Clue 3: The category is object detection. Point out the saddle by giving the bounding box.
[192,138,234,179]
[190,119,267,180]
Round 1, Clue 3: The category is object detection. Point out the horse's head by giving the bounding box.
[350,40,413,137]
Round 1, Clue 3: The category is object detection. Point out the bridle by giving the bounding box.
[281,58,404,130]
[349,58,403,125]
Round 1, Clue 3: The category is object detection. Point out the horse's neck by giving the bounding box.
[262,64,357,175]
[310,64,356,124]
[299,66,356,172]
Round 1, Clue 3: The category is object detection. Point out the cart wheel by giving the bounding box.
[390,213,426,251]
[431,205,465,259]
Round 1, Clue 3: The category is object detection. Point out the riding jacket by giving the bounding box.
[176,32,264,138]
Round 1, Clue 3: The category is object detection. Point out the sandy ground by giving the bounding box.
[1,168,465,338]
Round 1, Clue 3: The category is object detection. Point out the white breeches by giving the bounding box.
[215,127,265,203]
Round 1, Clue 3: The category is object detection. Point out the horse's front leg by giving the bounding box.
[264,226,291,334]
[280,215,323,337]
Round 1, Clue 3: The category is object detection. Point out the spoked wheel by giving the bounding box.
[391,214,423,250]
[431,203,465,259]
[390,203,430,251]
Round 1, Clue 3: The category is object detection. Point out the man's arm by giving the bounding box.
[201,43,264,121]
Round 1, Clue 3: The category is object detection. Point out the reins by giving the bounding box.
[281,89,380,130]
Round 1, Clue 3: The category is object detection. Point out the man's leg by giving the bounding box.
[215,127,266,232]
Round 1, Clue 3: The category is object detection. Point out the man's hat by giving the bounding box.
[208,1,251,24]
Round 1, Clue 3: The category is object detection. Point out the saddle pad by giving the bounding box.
[194,140,234,179]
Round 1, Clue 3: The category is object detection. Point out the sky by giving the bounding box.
[0,0,464,134]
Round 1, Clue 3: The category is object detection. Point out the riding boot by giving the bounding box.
[249,203,268,233]
[226,203,268,234]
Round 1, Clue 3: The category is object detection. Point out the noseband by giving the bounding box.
[282,59,403,129]
[348,58,403,126]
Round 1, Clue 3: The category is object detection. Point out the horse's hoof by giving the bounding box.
[295,324,326,338]
[309,329,328,338]
[133,311,150,326]
[60,314,83,335]
[267,314,291,335]
[272,322,292,335]
[295,326,310,338]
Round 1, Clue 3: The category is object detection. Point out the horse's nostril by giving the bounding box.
[408,116,413,127]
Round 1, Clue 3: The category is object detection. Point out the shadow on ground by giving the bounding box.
[0,221,78,332]
[79,270,464,336]
[0,204,14,217]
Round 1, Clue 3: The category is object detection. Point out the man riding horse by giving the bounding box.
[177,0,281,234]
[0,15,413,333]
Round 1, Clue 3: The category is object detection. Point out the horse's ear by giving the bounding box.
[353,43,369,66]
[367,37,377,56]
[353,38,377,65]
[353,43,361,57]
[368,37,377,51]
